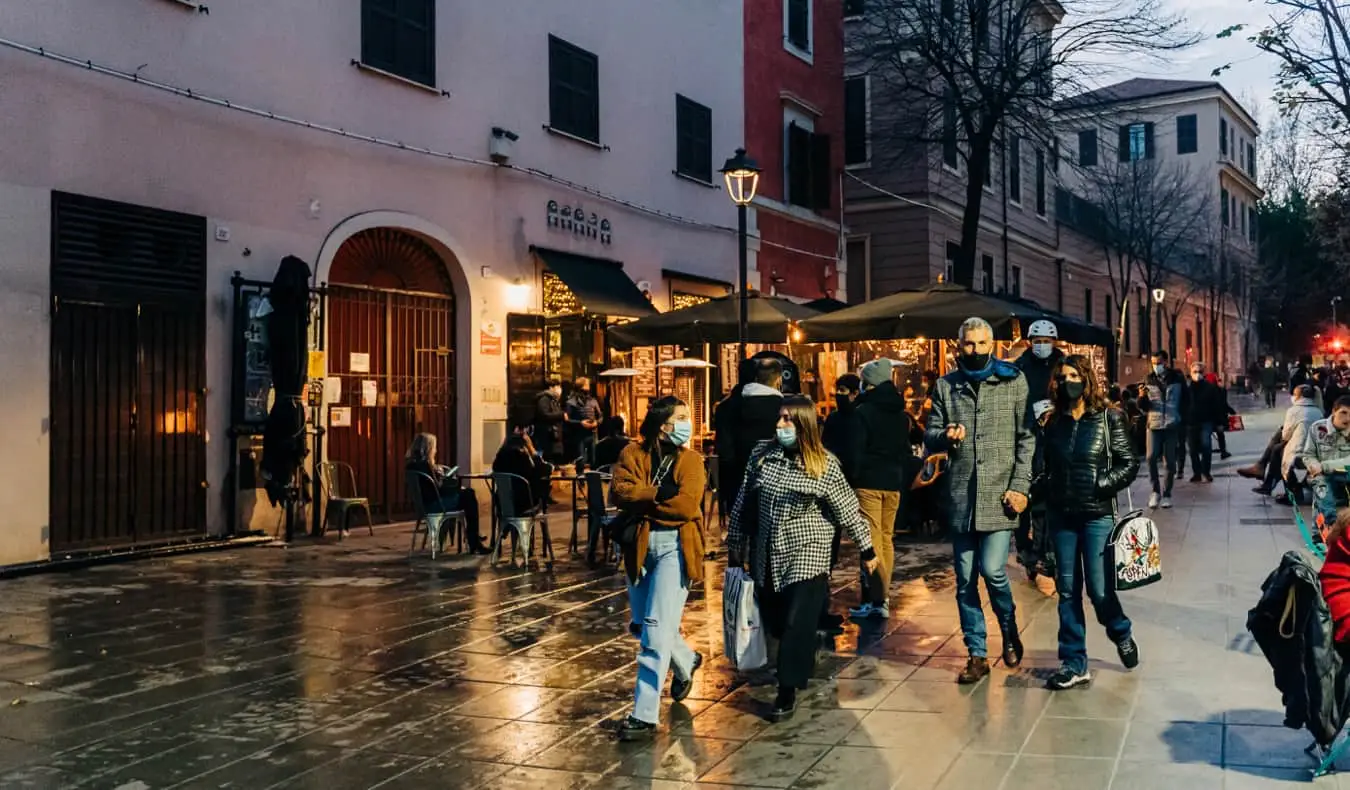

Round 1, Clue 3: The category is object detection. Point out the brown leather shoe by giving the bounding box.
[958,657,990,684]
[1237,464,1264,480]
[1003,629,1025,668]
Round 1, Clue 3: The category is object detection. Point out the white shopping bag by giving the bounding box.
[722,567,767,671]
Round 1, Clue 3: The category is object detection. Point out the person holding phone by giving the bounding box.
[924,317,1035,685]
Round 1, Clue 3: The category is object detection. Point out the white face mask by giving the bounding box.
[1031,343,1054,359]
[1153,364,1166,377]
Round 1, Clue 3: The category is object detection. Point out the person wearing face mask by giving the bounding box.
[609,396,707,741]
[925,317,1035,685]
[1185,362,1224,483]
[1014,320,1064,595]
[532,378,567,464]
[1137,351,1183,509]
[727,396,877,721]
[1040,355,1141,689]
[844,359,914,621]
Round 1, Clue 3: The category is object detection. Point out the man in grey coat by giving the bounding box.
[925,317,1035,684]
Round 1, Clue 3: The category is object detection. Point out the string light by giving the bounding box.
[0,34,842,263]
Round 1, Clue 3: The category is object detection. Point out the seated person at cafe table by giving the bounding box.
[492,427,553,515]
[405,433,486,553]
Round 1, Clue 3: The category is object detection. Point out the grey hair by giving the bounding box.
[958,316,993,340]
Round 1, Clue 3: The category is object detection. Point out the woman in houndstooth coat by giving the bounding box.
[727,395,877,723]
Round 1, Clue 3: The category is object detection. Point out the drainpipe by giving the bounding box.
[1000,125,1010,292]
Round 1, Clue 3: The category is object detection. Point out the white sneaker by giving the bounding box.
[871,604,890,620]
[1161,497,1173,509]
[1147,492,1160,509]
[848,603,874,620]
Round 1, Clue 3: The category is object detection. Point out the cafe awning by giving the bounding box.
[607,291,821,350]
[532,246,657,318]
[799,283,1112,346]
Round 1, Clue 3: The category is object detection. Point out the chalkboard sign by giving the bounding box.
[633,347,657,397]
[240,292,274,427]
[658,346,676,394]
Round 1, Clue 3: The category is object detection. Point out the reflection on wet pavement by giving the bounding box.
[0,408,1343,787]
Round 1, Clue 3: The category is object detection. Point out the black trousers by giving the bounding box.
[762,573,830,689]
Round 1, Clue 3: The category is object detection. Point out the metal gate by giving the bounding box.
[325,285,455,520]
[50,192,207,552]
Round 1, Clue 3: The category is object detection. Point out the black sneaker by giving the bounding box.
[817,612,845,635]
[1046,666,1092,690]
[670,653,703,702]
[1117,636,1140,669]
[617,715,657,741]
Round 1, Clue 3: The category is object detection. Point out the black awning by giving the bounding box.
[533,247,657,318]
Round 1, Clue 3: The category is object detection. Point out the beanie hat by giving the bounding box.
[860,358,893,388]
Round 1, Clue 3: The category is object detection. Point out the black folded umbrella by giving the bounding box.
[260,255,312,508]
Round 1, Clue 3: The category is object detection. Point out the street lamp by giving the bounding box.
[721,148,761,360]
[1151,287,1166,357]
[1333,296,1342,330]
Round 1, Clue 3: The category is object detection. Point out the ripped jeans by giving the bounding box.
[627,529,697,723]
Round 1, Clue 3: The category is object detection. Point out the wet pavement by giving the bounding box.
[0,399,1347,788]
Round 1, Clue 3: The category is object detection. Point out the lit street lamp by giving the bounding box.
[721,148,761,360]
[1152,287,1166,357]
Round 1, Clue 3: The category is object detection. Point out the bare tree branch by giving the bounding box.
[852,0,1200,287]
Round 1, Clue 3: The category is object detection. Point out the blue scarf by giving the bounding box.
[959,357,997,382]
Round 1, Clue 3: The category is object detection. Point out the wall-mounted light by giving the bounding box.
[504,277,533,311]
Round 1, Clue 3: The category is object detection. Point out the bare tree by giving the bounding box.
[1258,105,1330,199]
[851,0,1199,287]
[1074,157,1213,358]
[1218,0,1350,144]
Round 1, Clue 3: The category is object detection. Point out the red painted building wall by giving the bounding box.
[744,0,845,299]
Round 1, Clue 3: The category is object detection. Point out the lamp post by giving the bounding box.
[1333,296,1342,331]
[720,148,761,360]
[1152,287,1166,358]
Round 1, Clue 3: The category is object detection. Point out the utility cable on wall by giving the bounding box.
[0,35,841,263]
[845,171,965,223]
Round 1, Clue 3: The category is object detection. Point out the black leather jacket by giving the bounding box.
[1042,407,1140,516]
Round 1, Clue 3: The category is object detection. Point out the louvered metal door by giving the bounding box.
[49,192,207,552]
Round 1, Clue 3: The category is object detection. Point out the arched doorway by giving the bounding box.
[326,228,457,521]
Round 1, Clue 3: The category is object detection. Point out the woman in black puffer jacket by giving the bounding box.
[1040,354,1142,692]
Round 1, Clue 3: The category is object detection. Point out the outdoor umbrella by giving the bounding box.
[606,291,822,350]
[799,283,1112,346]
[260,255,313,512]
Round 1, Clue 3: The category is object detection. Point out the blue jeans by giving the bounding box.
[1187,421,1214,478]
[952,529,1017,657]
[1312,472,1350,524]
[1146,428,1178,495]
[627,529,696,723]
[1051,512,1132,674]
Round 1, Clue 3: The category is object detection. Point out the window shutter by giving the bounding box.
[810,133,832,210]
[1144,123,1156,159]
[1117,126,1130,162]
[788,123,813,208]
[844,78,868,165]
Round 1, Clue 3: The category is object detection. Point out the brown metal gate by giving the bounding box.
[49,192,207,552]
[325,285,455,520]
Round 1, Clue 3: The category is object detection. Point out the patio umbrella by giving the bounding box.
[260,255,312,511]
[799,283,1112,346]
[658,358,715,368]
[607,291,822,350]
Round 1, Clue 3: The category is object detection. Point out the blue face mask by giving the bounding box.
[776,426,798,448]
[667,420,693,447]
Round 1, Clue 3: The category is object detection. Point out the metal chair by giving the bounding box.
[318,461,374,540]
[404,471,467,559]
[490,472,554,570]
[580,469,620,565]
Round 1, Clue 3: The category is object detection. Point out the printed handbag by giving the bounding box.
[1108,510,1163,590]
[1102,412,1162,590]
[1228,414,1246,432]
